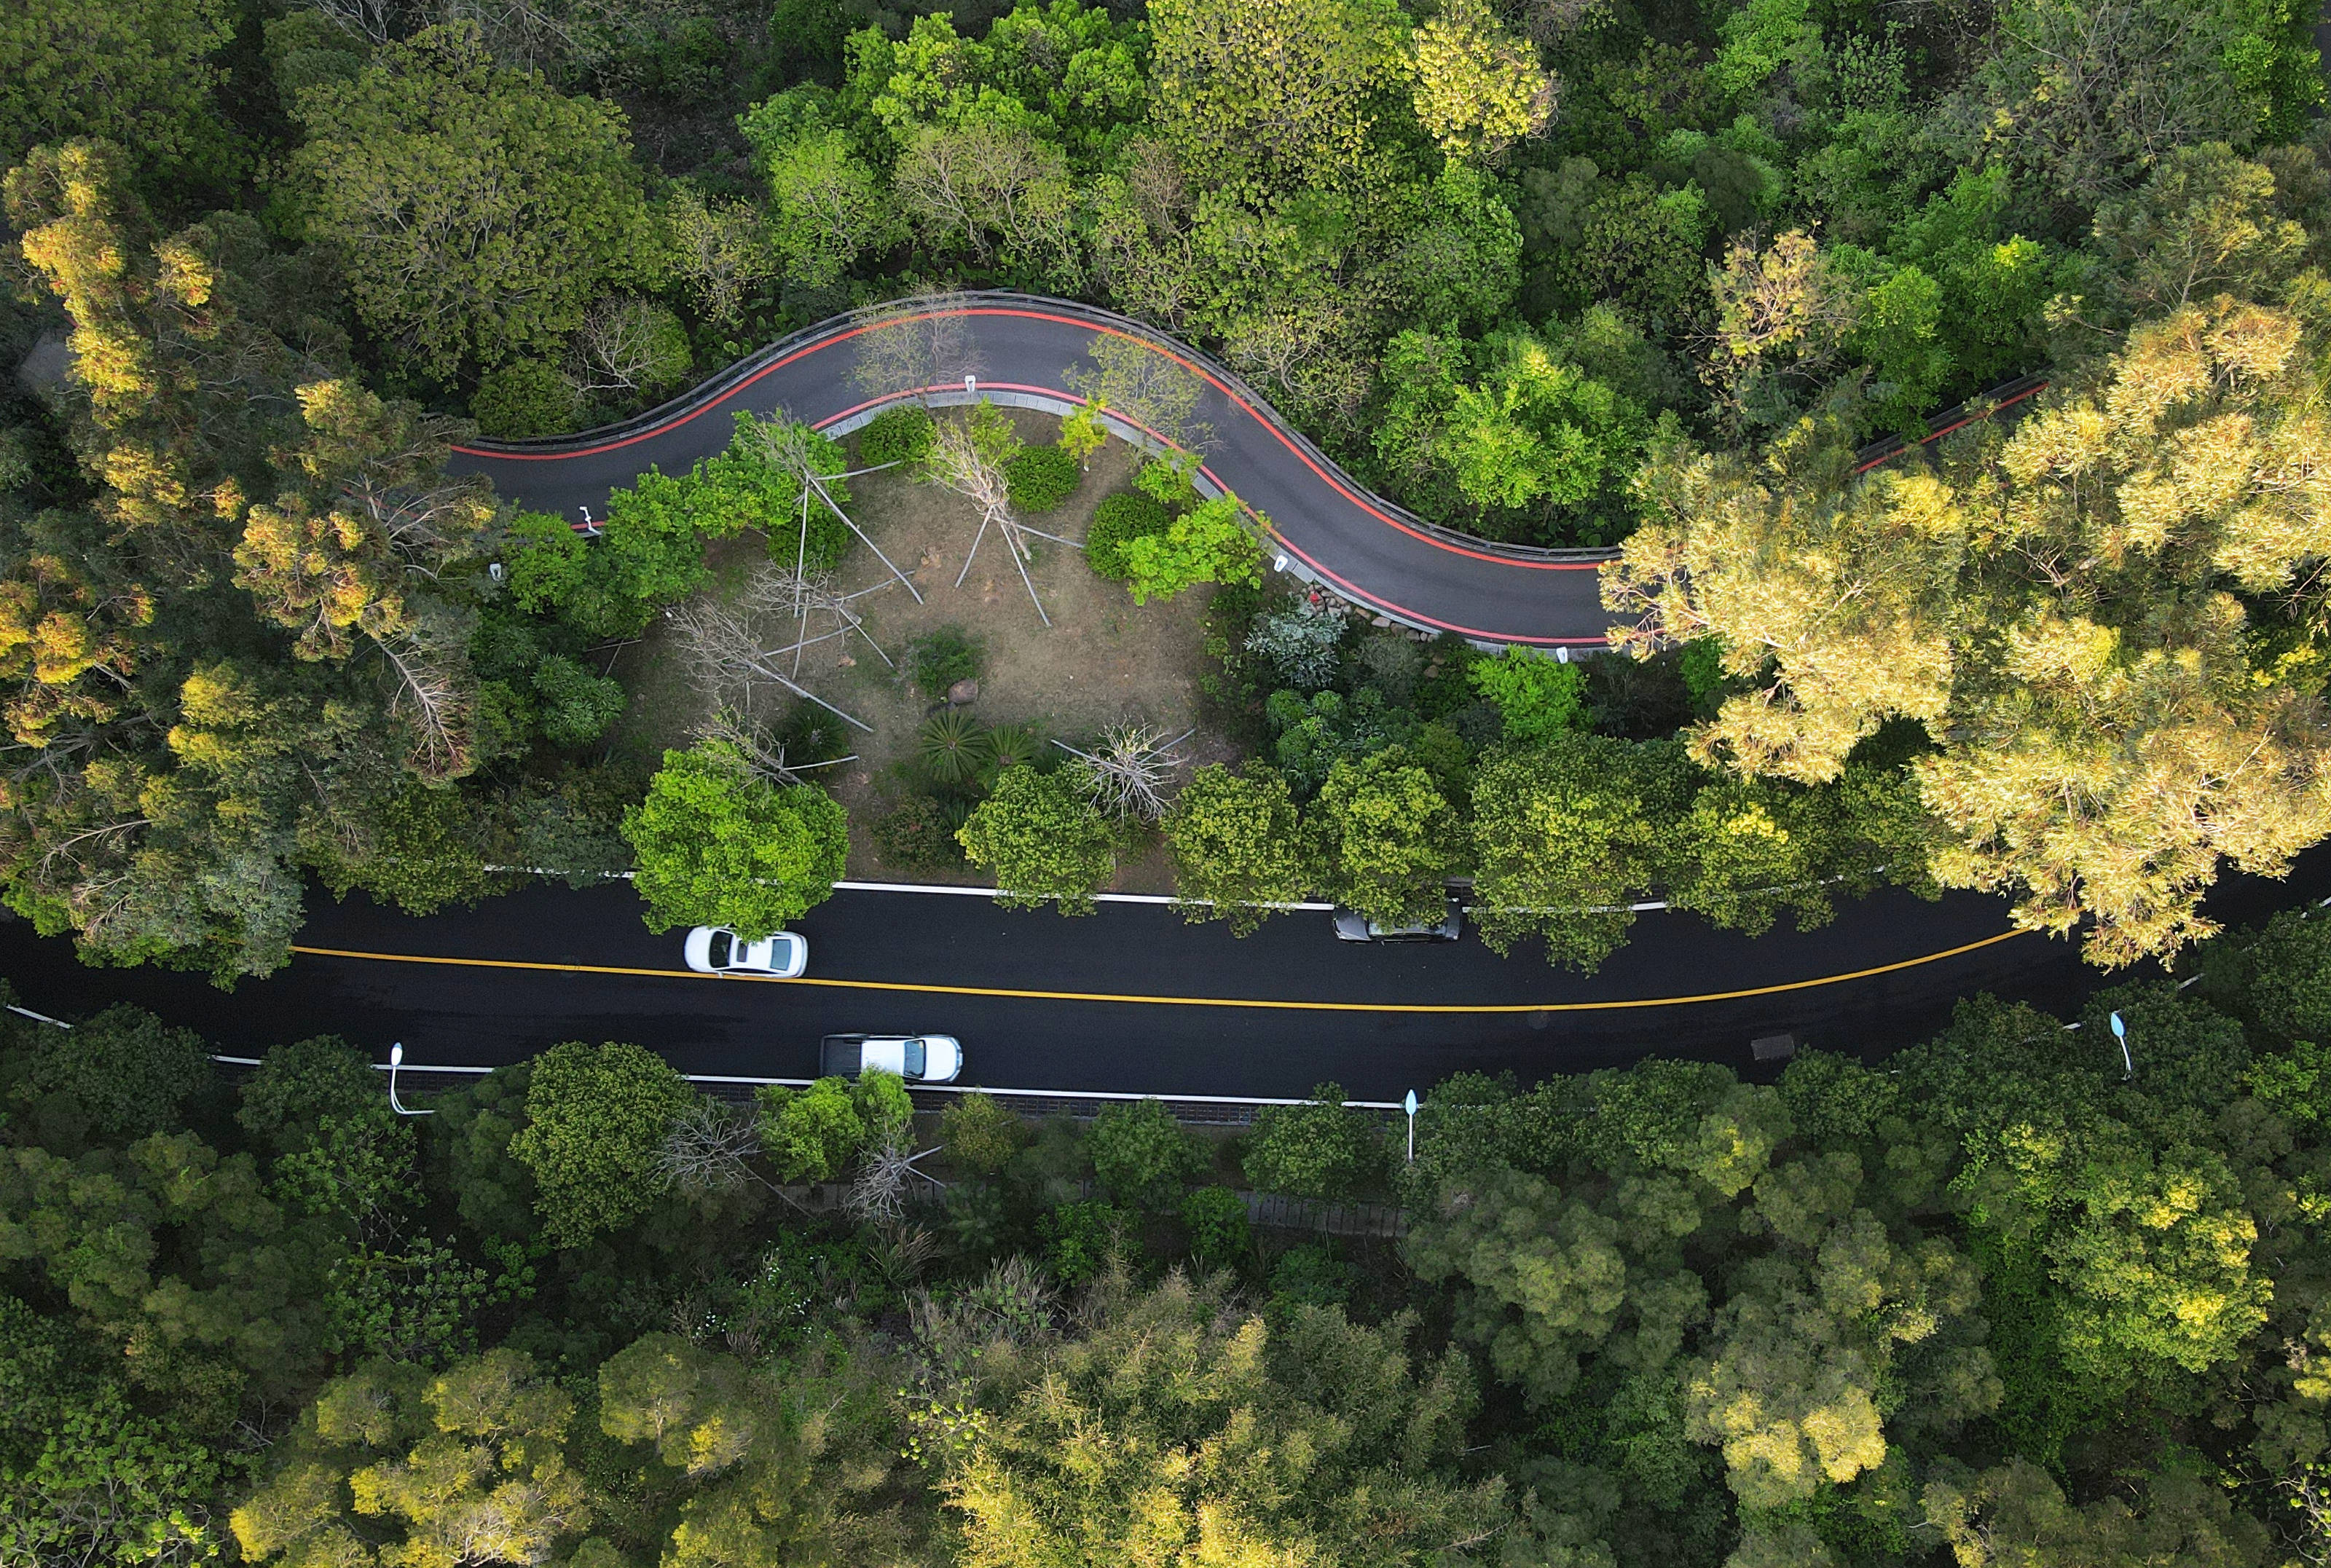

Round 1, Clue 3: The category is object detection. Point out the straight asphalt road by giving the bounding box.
[7,861,2318,1099]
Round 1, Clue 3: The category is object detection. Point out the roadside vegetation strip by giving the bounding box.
[285,927,2029,1012]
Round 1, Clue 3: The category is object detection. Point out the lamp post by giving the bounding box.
[387,1042,435,1116]
[2109,1011,2133,1081]
[1403,1090,1419,1165]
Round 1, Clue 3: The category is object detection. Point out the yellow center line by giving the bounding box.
[288,928,2032,1013]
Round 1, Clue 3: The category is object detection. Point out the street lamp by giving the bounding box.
[2109,1011,2133,1081]
[387,1042,435,1116]
[1403,1090,1420,1165]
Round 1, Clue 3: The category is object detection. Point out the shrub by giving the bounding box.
[942,1092,1026,1175]
[1039,1199,1127,1285]
[972,721,1045,787]
[910,626,986,695]
[854,1068,914,1145]
[1088,1098,1206,1208]
[1006,444,1082,512]
[1085,492,1173,581]
[532,655,626,746]
[859,405,935,468]
[1243,1082,1381,1200]
[1182,1186,1251,1268]
[1268,1242,1354,1309]
[755,1076,862,1183]
[1246,607,1345,690]
[918,710,986,787]
[473,359,578,438]
[1469,644,1587,742]
[871,795,963,872]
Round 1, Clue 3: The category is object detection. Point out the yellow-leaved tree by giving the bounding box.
[1605,144,2331,966]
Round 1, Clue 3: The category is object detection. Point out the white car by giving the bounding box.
[822,1033,962,1083]
[683,926,809,978]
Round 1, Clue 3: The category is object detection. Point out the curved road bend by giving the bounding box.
[449,293,2040,648]
[451,296,1608,647]
[5,852,2321,1100]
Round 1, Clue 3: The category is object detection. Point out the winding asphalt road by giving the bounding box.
[451,294,1611,647]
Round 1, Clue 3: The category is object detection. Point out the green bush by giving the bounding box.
[1085,492,1173,581]
[1039,1199,1127,1285]
[1469,645,1587,742]
[755,1076,863,1183]
[532,655,626,746]
[1006,444,1082,513]
[473,359,578,438]
[972,722,1045,788]
[918,710,986,787]
[1181,1186,1251,1268]
[1243,1082,1381,1200]
[941,1092,1027,1175]
[871,794,963,872]
[854,1068,913,1145]
[910,626,986,695]
[859,406,935,468]
[1088,1098,1206,1209]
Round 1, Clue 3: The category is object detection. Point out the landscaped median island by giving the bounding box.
[481,369,1944,968]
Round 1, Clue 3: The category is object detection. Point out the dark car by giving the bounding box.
[1331,899,1464,942]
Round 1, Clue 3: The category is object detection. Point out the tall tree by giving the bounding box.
[286,23,659,379]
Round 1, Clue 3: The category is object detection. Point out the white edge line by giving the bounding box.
[208,1055,1399,1108]
[482,866,1337,911]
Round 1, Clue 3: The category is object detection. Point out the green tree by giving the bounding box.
[6,1003,212,1148]
[1162,764,1317,934]
[1086,1098,1206,1209]
[956,765,1117,913]
[0,0,237,182]
[1976,0,2321,202]
[1243,1083,1380,1200]
[287,23,656,379]
[1470,734,1689,971]
[1144,0,1407,202]
[473,359,579,438]
[232,1352,593,1567]
[1313,747,1461,929]
[754,1077,864,1183]
[935,1273,1520,1563]
[506,1040,691,1246]
[623,741,849,938]
[1406,0,1554,161]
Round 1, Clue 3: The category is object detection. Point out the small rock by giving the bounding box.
[947,678,980,704]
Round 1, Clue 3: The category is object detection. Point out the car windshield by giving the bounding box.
[707,930,732,966]
[905,1038,926,1077]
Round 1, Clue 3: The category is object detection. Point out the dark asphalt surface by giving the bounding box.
[447,298,1613,647]
[7,858,2323,1098]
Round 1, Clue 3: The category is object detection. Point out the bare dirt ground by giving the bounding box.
[603,408,1238,891]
